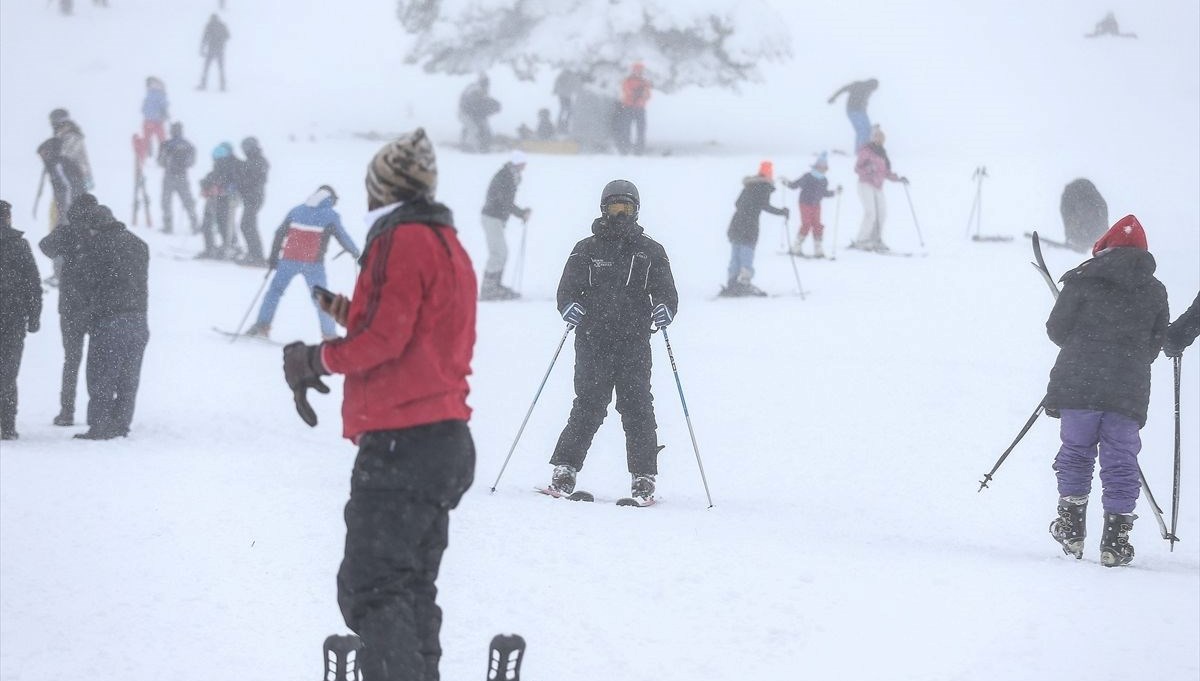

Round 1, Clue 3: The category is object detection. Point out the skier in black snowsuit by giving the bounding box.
[546,179,678,502]
[198,142,241,259]
[198,13,230,91]
[236,136,269,266]
[39,193,100,427]
[0,200,43,440]
[1164,292,1200,358]
[158,122,199,234]
[75,206,150,440]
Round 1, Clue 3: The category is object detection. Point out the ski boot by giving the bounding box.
[243,323,270,339]
[1099,512,1136,567]
[480,272,520,301]
[812,239,825,258]
[52,411,74,427]
[631,473,656,501]
[547,464,577,495]
[1049,494,1088,559]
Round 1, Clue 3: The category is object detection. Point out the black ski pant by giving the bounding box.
[59,313,87,418]
[551,334,660,475]
[199,50,226,90]
[85,314,149,437]
[162,173,198,233]
[337,421,475,681]
[201,195,233,256]
[239,193,265,261]
[0,322,26,435]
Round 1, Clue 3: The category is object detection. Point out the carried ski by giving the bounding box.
[212,326,286,346]
[534,487,594,502]
[1030,231,1061,298]
[1024,231,1083,252]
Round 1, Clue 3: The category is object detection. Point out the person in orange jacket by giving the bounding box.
[617,62,652,155]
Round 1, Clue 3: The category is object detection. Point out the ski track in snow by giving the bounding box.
[1,1,1198,680]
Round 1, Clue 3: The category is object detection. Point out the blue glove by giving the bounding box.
[561,302,585,326]
[652,303,673,328]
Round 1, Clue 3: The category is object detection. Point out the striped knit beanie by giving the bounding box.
[366,128,437,208]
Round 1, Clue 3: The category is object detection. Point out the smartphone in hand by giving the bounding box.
[311,285,336,304]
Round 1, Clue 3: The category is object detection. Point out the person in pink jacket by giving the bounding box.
[850,125,907,252]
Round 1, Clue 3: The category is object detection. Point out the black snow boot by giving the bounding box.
[548,464,577,495]
[1099,512,1137,567]
[1049,494,1088,559]
[631,473,656,501]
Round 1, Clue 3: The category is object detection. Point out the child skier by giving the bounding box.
[546,179,678,503]
[783,152,840,258]
[721,161,788,297]
[141,76,169,155]
[245,186,359,341]
[1045,215,1169,567]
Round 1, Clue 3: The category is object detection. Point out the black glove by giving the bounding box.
[561,302,585,326]
[27,318,40,333]
[782,207,791,219]
[651,303,673,329]
[283,342,330,427]
[1163,341,1183,359]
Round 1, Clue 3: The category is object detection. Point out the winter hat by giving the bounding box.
[307,185,338,207]
[758,161,774,180]
[49,108,70,125]
[365,128,437,208]
[212,142,233,159]
[241,136,260,155]
[0,200,11,223]
[1092,214,1148,256]
[812,152,829,170]
[509,150,527,167]
[67,193,98,224]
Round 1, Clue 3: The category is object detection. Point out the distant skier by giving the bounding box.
[1060,179,1108,253]
[50,108,94,192]
[782,152,840,258]
[141,76,169,155]
[617,62,652,155]
[197,142,240,259]
[0,200,43,441]
[1045,215,1169,567]
[458,74,500,152]
[849,125,907,253]
[1085,12,1137,39]
[553,69,583,133]
[1163,292,1200,359]
[158,122,200,234]
[244,186,359,341]
[39,194,99,428]
[75,205,150,440]
[280,129,477,680]
[36,135,88,286]
[197,13,230,91]
[236,136,270,266]
[827,78,879,151]
[479,151,532,301]
[546,179,678,502]
[721,161,788,297]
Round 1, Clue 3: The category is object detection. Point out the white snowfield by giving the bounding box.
[1,1,1197,680]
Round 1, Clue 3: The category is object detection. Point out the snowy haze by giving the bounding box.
[1,1,1198,680]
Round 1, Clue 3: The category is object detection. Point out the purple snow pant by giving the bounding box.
[1053,409,1142,514]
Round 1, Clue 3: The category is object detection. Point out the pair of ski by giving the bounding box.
[212,327,287,346]
[982,233,1183,549]
[535,486,656,508]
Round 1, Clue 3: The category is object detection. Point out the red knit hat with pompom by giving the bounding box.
[1092,214,1148,256]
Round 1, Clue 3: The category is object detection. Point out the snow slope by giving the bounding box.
[1,1,1197,680]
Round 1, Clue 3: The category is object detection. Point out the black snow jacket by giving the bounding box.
[727,176,787,246]
[77,213,150,323]
[1044,247,1169,427]
[1165,292,1200,356]
[158,136,196,177]
[239,149,270,203]
[557,217,677,341]
[37,137,87,220]
[201,17,230,55]
[39,199,99,317]
[0,224,43,330]
[481,163,525,221]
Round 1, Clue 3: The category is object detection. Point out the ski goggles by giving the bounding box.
[603,200,636,217]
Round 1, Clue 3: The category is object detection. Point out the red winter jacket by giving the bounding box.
[321,202,477,441]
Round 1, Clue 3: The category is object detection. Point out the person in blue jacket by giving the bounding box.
[141,77,169,155]
[245,186,359,340]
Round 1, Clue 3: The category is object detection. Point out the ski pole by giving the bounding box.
[830,188,842,260]
[32,169,47,219]
[978,399,1045,492]
[490,323,574,493]
[901,181,925,248]
[779,212,806,300]
[229,270,271,342]
[1170,355,1182,551]
[965,167,981,238]
[661,327,714,508]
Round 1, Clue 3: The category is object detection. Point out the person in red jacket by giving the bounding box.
[281,128,477,681]
[617,62,652,155]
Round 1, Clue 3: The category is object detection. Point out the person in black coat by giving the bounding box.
[39,193,100,426]
[1163,292,1200,358]
[722,161,788,297]
[1045,215,1169,567]
[479,152,531,300]
[546,180,678,502]
[158,122,199,234]
[198,13,230,91]
[198,142,240,259]
[0,200,43,440]
[236,136,269,266]
[74,207,150,440]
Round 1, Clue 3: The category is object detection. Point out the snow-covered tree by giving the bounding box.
[396,0,792,93]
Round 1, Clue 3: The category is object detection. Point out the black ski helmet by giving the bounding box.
[600,179,639,212]
[241,136,260,154]
[49,108,70,125]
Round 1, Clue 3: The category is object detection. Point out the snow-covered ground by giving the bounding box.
[1,1,1198,679]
